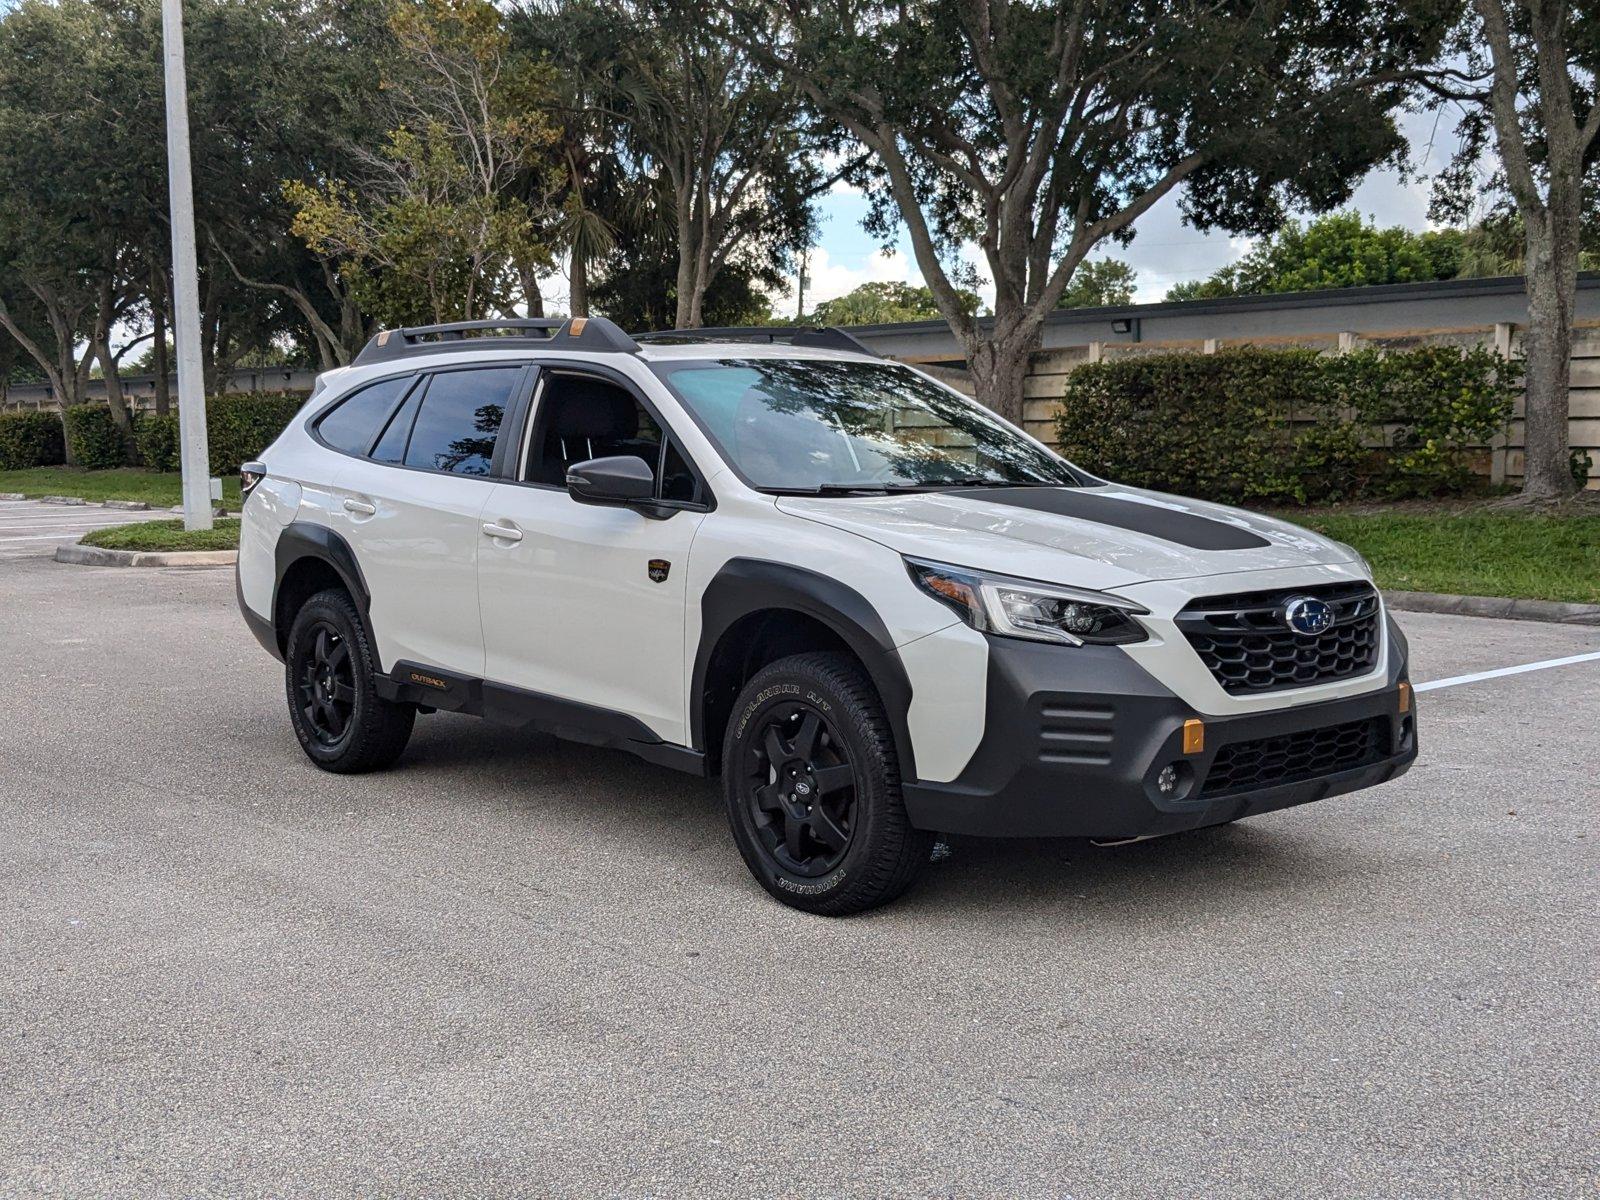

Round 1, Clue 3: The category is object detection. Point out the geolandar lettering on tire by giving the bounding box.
[734,681,801,740]
[774,870,846,895]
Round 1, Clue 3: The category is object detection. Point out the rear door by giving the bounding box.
[331,363,531,677]
[476,366,711,746]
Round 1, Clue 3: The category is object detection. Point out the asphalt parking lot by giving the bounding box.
[0,498,172,562]
[1,553,1596,1199]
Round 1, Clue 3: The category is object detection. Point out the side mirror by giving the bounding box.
[566,455,656,506]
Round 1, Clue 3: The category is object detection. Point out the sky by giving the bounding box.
[770,106,1468,316]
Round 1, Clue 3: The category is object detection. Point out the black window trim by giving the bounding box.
[305,362,537,481]
[503,358,716,514]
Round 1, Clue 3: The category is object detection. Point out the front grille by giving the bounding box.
[1176,581,1380,695]
[1201,717,1389,798]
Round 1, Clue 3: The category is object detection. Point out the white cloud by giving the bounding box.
[768,244,921,317]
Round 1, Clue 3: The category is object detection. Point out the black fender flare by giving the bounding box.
[272,521,371,644]
[691,558,918,781]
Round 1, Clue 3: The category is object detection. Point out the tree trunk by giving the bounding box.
[520,263,546,318]
[152,269,171,417]
[1519,213,1580,500]
[570,252,589,319]
[93,283,134,439]
[673,191,697,328]
[965,329,1035,427]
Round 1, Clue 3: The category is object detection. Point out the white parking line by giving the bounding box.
[1416,650,1600,693]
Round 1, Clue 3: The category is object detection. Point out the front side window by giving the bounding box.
[651,359,1078,492]
[403,367,520,475]
[523,371,702,504]
[316,374,413,456]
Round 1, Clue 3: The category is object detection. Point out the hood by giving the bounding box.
[775,483,1356,592]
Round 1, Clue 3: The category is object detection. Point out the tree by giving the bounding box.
[1057,259,1138,308]
[288,0,563,327]
[731,0,1456,423]
[1427,0,1599,501]
[190,0,400,373]
[0,0,142,435]
[532,0,843,329]
[1165,211,1466,299]
[807,281,979,324]
[588,173,781,329]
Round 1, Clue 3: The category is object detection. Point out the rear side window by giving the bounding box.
[371,384,423,464]
[403,367,520,475]
[316,375,413,456]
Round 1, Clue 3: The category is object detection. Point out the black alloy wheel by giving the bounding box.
[283,588,415,773]
[295,621,356,748]
[743,701,858,877]
[722,651,934,915]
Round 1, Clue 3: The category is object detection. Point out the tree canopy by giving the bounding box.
[723,0,1459,420]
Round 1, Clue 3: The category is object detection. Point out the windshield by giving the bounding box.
[650,358,1080,492]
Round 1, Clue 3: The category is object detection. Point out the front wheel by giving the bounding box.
[284,588,414,773]
[722,651,934,915]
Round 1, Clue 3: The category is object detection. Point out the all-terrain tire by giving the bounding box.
[722,651,934,915]
[284,588,414,773]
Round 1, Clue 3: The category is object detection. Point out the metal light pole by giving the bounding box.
[161,0,212,531]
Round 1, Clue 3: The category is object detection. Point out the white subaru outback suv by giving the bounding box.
[237,316,1417,914]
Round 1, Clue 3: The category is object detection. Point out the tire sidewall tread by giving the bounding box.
[723,650,933,916]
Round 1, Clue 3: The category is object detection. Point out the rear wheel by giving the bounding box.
[284,588,414,773]
[722,651,933,915]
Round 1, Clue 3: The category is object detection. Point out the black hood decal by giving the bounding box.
[958,487,1271,551]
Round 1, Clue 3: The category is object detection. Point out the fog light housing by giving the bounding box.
[1157,764,1180,795]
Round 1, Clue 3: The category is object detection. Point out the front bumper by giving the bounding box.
[901,618,1415,838]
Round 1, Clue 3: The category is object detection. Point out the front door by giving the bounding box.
[476,369,709,746]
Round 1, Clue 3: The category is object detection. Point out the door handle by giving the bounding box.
[481,521,523,542]
[343,498,377,516]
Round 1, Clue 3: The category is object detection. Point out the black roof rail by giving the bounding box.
[630,325,881,357]
[352,316,640,365]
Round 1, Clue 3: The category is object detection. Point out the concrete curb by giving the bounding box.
[53,544,237,569]
[1385,589,1600,626]
[0,494,150,510]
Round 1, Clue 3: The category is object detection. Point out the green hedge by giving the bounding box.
[62,405,129,470]
[134,412,180,472]
[0,410,65,469]
[1055,346,1518,504]
[110,392,304,474]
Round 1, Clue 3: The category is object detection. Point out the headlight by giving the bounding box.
[905,557,1148,646]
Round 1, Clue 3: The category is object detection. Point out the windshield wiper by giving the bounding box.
[889,478,1067,490]
[764,483,891,496]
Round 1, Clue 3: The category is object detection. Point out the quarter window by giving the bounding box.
[315,375,413,456]
[402,367,520,475]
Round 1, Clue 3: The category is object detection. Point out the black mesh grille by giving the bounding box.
[1201,717,1388,798]
[1177,581,1380,695]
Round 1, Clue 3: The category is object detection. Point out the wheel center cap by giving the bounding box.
[793,778,814,798]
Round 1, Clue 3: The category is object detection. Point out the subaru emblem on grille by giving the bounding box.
[1283,596,1334,636]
